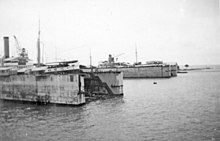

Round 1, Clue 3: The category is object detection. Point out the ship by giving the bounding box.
[96,54,178,78]
[0,36,123,106]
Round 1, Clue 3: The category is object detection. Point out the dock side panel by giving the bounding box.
[0,74,85,105]
[94,72,123,95]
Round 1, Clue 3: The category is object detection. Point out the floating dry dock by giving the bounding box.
[0,64,123,106]
[0,36,123,106]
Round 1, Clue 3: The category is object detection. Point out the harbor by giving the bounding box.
[0,0,219,140]
[0,34,218,140]
[0,34,179,106]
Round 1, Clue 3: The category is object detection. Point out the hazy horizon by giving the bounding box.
[0,0,219,66]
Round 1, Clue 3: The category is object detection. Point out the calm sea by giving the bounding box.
[0,66,220,141]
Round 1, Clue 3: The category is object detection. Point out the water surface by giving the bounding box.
[0,67,220,141]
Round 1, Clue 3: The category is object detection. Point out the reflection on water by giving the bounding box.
[0,68,220,141]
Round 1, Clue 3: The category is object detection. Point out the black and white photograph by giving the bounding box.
[0,0,219,140]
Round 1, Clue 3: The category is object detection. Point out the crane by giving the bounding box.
[13,35,22,56]
[113,53,125,61]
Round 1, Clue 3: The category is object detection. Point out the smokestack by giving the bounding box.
[4,37,9,58]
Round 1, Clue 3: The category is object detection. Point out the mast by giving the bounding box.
[90,49,93,73]
[135,43,138,64]
[37,18,41,66]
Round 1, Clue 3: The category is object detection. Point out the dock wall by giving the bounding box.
[0,74,85,105]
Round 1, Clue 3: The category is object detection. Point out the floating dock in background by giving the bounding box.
[97,54,178,78]
[96,64,173,78]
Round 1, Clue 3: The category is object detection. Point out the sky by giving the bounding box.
[0,0,219,66]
